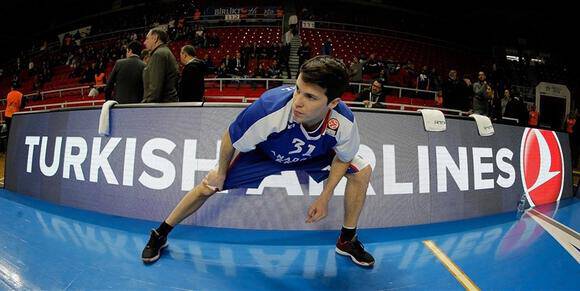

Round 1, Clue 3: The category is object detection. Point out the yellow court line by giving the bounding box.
[423,240,480,291]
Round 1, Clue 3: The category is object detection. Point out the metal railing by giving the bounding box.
[0,78,449,122]
[205,77,292,91]
[24,100,105,112]
[10,98,465,118]
[21,84,106,101]
[348,82,438,99]
[3,77,439,104]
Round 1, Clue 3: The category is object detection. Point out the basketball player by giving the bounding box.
[142,56,375,267]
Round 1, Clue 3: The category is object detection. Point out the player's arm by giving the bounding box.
[204,129,235,191]
[216,130,235,177]
[307,117,360,223]
[306,155,350,223]
[320,155,350,201]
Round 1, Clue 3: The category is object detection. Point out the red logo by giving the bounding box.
[520,128,564,207]
[328,118,340,130]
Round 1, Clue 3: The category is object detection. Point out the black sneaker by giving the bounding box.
[335,236,375,267]
[141,229,168,264]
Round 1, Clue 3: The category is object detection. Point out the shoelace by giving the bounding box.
[146,229,162,248]
[352,239,366,253]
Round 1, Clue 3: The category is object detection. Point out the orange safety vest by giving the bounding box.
[5,90,23,118]
[566,117,576,134]
[528,111,538,126]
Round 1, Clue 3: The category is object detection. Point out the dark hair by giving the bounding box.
[127,41,143,56]
[299,55,349,102]
[181,45,196,57]
[149,28,169,44]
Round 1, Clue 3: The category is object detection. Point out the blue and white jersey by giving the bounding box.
[229,86,360,164]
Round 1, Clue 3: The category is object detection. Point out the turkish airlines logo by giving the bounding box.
[520,128,564,207]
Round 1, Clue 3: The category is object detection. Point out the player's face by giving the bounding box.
[292,74,340,128]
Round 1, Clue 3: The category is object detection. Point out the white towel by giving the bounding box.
[469,114,495,136]
[418,109,446,132]
[98,100,118,136]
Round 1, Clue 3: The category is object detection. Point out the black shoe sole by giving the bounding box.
[142,242,168,264]
[335,247,374,267]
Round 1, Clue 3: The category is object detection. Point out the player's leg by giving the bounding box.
[142,150,284,263]
[304,154,375,267]
[141,176,220,263]
[343,164,371,228]
[336,157,375,267]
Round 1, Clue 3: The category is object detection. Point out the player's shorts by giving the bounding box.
[221,149,370,190]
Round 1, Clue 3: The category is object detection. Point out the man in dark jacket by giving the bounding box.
[142,28,179,103]
[178,45,206,102]
[441,70,466,111]
[105,41,146,104]
[356,79,386,108]
[503,94,528,126]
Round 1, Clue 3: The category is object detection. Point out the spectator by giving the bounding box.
[298,42,311,69]
[566,111,577,135]
[4,86,25,137]
[193,8,201,21]
[83,63,96,83]
[267,60,282,79]
[528,104,539,127]
[232,52,245,76]
[504,94,528,126]
[28,60,35,76]
[222,54,233,74]
[349,57,363,83]
[462,74,473,111]
[377,68,389,87]
[203,53,214,73]
[321,38,333,56]
[500,89,511,117]
[95,69,106,86]
[356,79,386,108]
[105,41,146,104]
[278,43,292,78]
[216,64,228,78]
[489,88,504,121]
[429,67,441,92]
[178,45,206,102]
[441,70,465,110]
[142,28,179,103]
[253,63,266,78]
[12,74,20,88]
[416,66,431,99]
[472,71,490,115]
[363,54,380,75]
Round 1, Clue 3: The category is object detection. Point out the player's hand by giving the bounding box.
[306,197,329,223]
[203,168,226,192]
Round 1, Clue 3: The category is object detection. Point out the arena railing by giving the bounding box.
[0,78,454,121]
[9,78,438,102]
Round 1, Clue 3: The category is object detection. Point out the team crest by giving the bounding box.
[328,118,340,130]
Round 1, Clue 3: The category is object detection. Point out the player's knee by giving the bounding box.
[348,165,372,184]
[197,184,218,197]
